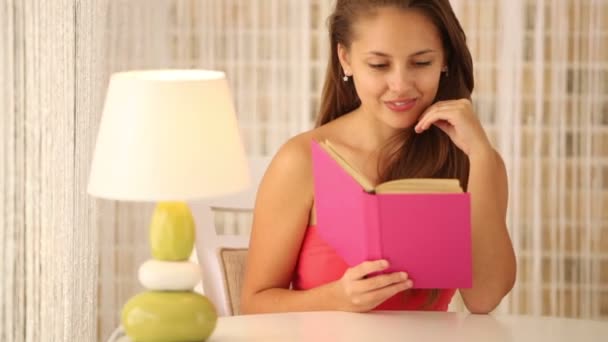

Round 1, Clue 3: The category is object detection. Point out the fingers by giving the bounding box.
[344,260,389,281]
[415,109,454,133]
[416,99,471,133]
[339,261,415,312]
[355,281,412,306]
[431,120,453,134]
[351,271,413,294]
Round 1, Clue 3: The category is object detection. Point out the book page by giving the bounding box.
[320,139,462,194]
[375,178,462,194]
[318,140,375,191]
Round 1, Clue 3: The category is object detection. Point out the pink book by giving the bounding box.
[311,140,472,289]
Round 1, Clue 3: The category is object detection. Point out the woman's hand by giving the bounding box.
[414,99,492,157]
[328,260,413,312]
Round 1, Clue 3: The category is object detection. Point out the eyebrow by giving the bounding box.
[366,49,437,57]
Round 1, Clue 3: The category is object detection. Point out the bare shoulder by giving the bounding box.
[491,148,509,213]
[256,129,327,208]
[264,131,318,186]
[493,149,508,182]
[266,126,332,175]
[271,132,315,169]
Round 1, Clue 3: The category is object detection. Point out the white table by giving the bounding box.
[207,311,608,342]
[112,311,608,342]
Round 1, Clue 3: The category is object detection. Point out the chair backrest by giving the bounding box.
[189,156,271,316]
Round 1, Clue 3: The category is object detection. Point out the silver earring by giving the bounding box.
[442,67,449,77]
[343,70,351,82]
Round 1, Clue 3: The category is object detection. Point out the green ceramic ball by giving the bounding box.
[149,202,195,261]
[122,291,217,341]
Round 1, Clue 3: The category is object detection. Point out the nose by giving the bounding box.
[387,67,414,93]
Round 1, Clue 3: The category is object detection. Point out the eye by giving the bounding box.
[414,61,433,67]
[368,63,389,69]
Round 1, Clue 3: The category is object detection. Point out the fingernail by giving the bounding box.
[406,280,413,287]
[401,272,408,280]
[381,260,389,268]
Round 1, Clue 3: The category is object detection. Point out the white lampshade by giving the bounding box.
[87,69,250,201]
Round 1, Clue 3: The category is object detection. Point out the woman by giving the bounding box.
[241,0,516,314]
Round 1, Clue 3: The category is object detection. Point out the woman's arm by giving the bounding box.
[240,136,330,314]
[459,148,516,313]
[415,99,517,313]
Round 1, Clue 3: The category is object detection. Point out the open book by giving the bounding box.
[312,139,472,289]
[318,139,463,194]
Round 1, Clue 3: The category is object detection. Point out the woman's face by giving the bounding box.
[338,7,446,130]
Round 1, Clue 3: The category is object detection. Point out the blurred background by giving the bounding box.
[1,0,606,341]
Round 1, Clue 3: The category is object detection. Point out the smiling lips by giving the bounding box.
[385,99,417,112]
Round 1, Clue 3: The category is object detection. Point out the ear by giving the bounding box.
[337,43,352,76]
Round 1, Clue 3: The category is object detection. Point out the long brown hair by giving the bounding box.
[316,0,473,308]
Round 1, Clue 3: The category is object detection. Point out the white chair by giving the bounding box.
[189,156,271,316]
[107,156,270,341]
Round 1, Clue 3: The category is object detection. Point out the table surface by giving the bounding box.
[204,310,608,342]
[114,310,608,342]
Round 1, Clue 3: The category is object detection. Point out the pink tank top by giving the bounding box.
[292,226,456,311]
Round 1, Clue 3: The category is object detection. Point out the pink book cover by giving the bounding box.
[311,141,472,289]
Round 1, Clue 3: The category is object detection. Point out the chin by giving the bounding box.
[386,114,419,130]
[381,109,421,129]
[384,120,416,131]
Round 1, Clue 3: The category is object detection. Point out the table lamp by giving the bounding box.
[87,70,250,341]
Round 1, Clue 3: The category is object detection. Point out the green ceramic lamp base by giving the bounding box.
[121,202,218,341]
